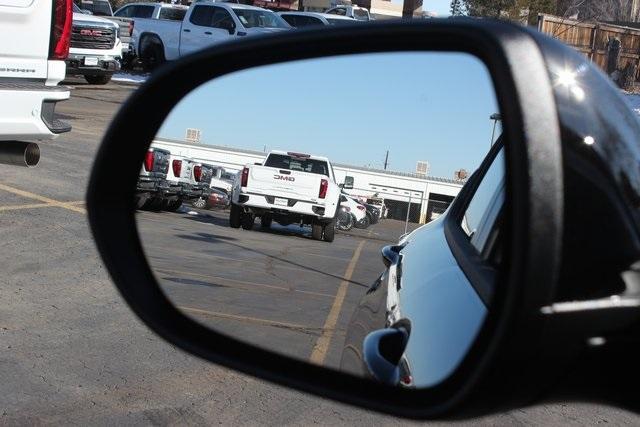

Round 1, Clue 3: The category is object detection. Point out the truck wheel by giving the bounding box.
[260,216,272,228]
[229,204,242,229]
[85,74,112,85]
[355,215,370,229]
[312,221,323,240]
[323,220,335,242]
[192,197,207,209]
[146,197,163,212]
[135,195,147,210]
[241,213,254,230]
[142,41,165,72]
[164,200,182,212]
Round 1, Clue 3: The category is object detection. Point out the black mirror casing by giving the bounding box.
[87,20,566,418]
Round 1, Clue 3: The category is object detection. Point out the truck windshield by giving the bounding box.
[264,154,329,176]
[233,9,289,29]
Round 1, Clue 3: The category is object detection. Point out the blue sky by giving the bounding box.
[158,52,500,178]
[424,0,451,15]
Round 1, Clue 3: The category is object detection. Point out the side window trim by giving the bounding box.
[443,139,506,306]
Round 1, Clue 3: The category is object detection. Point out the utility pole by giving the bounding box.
[383,150,389,170]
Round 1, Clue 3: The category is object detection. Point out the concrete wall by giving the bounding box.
[152,138,464,223]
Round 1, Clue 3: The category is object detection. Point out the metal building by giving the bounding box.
[152,137,465,224]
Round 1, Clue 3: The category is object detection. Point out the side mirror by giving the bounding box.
[338,183,344,189]
[87,20,640,419]
[342,176,354,189]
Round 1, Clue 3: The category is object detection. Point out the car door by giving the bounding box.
[180,5,237,57]
[396,146,504,388]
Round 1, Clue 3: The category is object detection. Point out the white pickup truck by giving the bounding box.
[132,1,290,71]
[0,0,72,166]
[230,151,341,242]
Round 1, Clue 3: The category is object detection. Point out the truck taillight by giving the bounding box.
[319,179,328,199]
[143,151,154,172]
[194,165,202,182]
[357,205,365,211]
[172,160,182,177]
[50,0,73,60]
[241,167,249,187]
[128,20,135,36]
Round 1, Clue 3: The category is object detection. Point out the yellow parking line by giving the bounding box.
[0,203,52,212]
[309,240,365,365]
[180,306,319,332]
[0,183,86,214]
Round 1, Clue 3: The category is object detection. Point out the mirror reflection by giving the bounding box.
[136,52,504,389]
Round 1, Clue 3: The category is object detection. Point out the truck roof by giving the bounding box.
[268,150,330,162]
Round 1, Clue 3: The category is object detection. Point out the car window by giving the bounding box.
[189,5,214,26]
[82,0,111,16]
[233,8,289,29]
[159,7,187,21]
[280,15,296,26]
[460,147,505,255]
[353,9,368,20]
[114,5,131,17]
[295,15,324,27]
[211,7,235,30]
[134,5,154,19]
[264,154,329,175]
[327,8,346,16]
[326,18,354,25]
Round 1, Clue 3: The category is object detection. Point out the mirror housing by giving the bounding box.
[343,176,354,189]
[87,20,568,418]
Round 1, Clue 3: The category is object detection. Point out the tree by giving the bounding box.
[450,0,467,16]
[556,0,638,22]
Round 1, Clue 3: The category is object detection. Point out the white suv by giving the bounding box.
[0,0,72,165]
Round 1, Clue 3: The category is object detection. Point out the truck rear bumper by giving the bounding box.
[0,83,71,141]
[233,192,333,219]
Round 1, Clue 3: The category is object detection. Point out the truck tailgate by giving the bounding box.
[249,166,322,201]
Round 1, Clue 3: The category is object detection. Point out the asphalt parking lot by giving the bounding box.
[138,207,410,370]
[1,77,638,425]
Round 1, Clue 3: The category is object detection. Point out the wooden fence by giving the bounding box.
[538,13,640,78]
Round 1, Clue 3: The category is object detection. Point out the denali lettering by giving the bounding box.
[274,175,295,182]
[80,29,103,36]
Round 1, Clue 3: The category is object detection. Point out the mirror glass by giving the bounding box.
[136,52,504,389]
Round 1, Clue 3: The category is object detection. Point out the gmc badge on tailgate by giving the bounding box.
[274,175,295,182]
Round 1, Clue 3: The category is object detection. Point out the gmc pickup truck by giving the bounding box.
[67,5,123,85]
[136,146,170,210]
[230,151,341,242]
[132,1,289,71]
[0,0,72,166]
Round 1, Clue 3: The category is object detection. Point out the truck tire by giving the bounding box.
[135,195,147,210]
[141,39,165,72]
[85,74,112,85]
[260,216,272,228]
[323,220,335,242]
[355,214,370,229]
[146,197,163,212]
[241,213,254,230]
[312,221,323,241]
[229,204,242,229]
[164,200,182,212]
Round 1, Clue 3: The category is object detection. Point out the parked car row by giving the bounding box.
[135,145,233,212]
[336,192,383,231]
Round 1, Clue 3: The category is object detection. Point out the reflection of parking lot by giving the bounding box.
[137,208,415,369]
